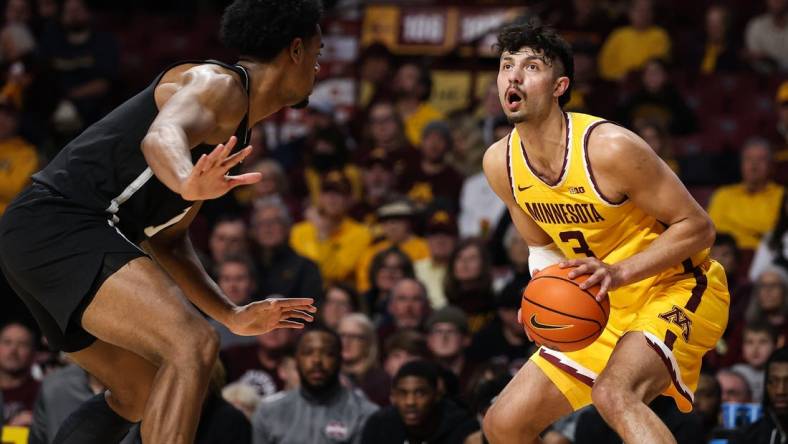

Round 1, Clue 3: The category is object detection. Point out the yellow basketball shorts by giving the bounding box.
[531,259,729,413]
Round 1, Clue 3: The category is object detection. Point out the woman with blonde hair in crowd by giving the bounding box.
[337,313,391,406]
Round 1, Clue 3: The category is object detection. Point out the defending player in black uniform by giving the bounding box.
[0,1,323,442]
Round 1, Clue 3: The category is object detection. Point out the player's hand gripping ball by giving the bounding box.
[521,264,610,352]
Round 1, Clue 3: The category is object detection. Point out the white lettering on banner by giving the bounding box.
[461,11,509,43]
[401,13,445,44]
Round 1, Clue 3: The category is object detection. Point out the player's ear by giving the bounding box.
[289,37,305,64]
[553,76,570,100]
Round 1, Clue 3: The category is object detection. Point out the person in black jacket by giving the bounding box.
[249,196,323,301]
[735,347,788,444]
[361,360,479,444]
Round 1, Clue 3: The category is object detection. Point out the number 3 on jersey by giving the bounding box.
[559,231,596,258]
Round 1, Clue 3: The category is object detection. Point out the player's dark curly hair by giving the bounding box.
[220,0,324,62]
[496,19,574,107]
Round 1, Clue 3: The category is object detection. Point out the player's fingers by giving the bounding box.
[282,310,314,322]
[193,154,208,173]
[271,298,317,309]
[578,268,605,289]
[225,172,263,188]
[567,263,593,279]
[559,259,583,268]
[597,276,612,301]
[517,308,523,325]
[221,136,237,156]
[222,146,253,170]
[276,320,306,329]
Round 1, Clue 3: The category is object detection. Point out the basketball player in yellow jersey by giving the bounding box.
[481,22,730,444]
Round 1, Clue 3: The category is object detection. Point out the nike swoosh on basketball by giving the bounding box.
[529,314,573,330]
[518,185,533,191]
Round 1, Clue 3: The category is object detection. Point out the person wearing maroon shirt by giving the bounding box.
[220,327,297,399]
[0,320,39,426]
[400,121,464,211]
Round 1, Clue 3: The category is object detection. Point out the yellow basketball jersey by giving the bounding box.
[508,112,709,309]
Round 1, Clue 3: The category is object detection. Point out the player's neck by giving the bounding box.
[514,106,567,164]
[237,60,292,125]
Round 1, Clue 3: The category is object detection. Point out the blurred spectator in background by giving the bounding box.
[378,278,430,344]
[222,381,262,420]
[363,247,414,316]
[745,0,788,73]
[774,81,788,185]
[351,148,400,229]
[598,0,670,81]
[0,103,37,214]
[693,370,723,442]
[208,215,248,271]
[733,346,788,443]
[0,23,36,107]
[40,0,118,135]
[751,193,788,281]
[447,113,485,177]
[617,58,697,135]
[222,328,296,399]
[473,80,506,147]
[235,159,301,221]
[252,327,377,444]
[494,225,531,294]
[392,62,443,147]
[360,360,479,444]
[563,43,617,118]
[358,43,395,108]
[468,283,532,371]
[4,0,32,26]
[459,153,507,239]
[29,364,134,444]
[425,306,475,391]
[444,238,495,334]
[209,256,259,350]
[356,200,428,293]
[415,209,458,309]
[291,170,372,285]
[338,313,390,406]
[318,284,359,331]
[296,125,362,207]
[718,368,753,403]
[249,197,322,301]
[358,101,412,178]
[401,121,463,211]
[691,4,741,75]
[383,329,431,379]
[0,320,38,426]
[732,321,780,403]
[708,138,785,251]
[551,0,612,49]
[635,119,679,175]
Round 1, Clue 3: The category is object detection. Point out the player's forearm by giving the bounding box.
[612,216,715,286]
[147,235,237,325]
[141,126,195,197]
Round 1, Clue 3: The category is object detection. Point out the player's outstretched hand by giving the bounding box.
[180,136,262,201]
[559,257,623,302]
[227,298,317,336]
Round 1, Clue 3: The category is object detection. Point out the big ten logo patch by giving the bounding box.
[569,186,585,194]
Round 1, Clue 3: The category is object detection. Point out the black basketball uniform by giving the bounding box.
[0,60,250,352]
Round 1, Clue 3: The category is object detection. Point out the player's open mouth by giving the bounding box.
[506,88,524,110]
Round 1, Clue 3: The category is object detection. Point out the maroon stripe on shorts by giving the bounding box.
[539,349,595,388]
[664,330,677,350]
[685,266,708,313]
[644,335,693,404]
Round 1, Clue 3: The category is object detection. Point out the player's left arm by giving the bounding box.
[563,123,715,300]
[144,204,315,335]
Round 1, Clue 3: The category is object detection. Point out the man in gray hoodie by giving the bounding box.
[252,326,377,443]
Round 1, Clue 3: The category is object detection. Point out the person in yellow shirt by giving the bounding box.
[598,0,671,81]
[414,209,458,309]
[290,170,372,285]
[393,63,444,147]
[0,104,38,214]
[356,199,429,292]
[708,138,786,250]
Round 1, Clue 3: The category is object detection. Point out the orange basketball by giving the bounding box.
[521,264,610,352]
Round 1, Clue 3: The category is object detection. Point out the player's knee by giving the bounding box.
[591,379,627,417]
[168,319,219,371]
[483,403,538,443]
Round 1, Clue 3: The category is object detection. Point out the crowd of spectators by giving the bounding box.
[1,0,788,443]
